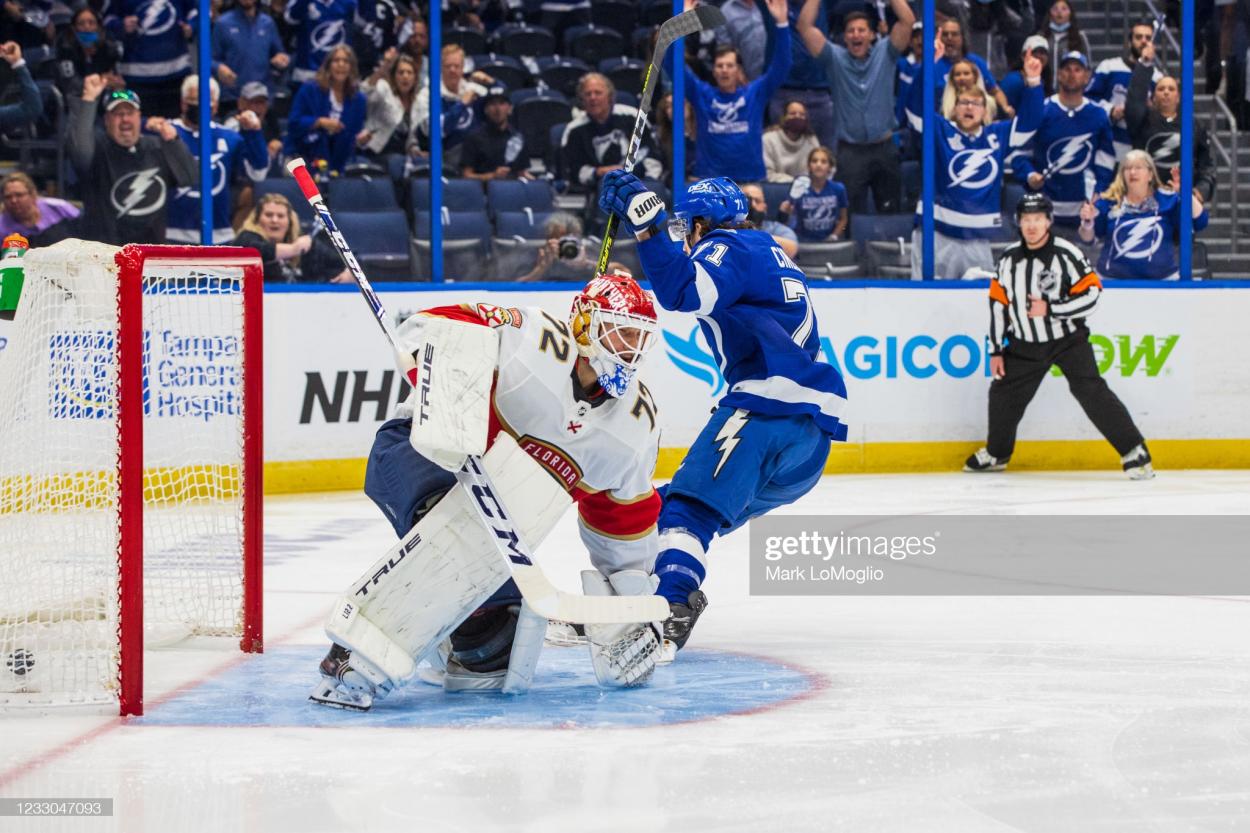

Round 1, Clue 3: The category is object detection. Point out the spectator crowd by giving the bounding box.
[0,0,1243,280]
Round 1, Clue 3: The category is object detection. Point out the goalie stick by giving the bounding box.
[594,3,725,276]
[285,157,669,625]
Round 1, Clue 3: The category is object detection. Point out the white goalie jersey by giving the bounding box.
[394,302,662,575]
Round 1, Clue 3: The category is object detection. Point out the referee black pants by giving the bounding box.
[987,329,1145,460]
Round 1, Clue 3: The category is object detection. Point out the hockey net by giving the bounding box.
[0,241,262,715]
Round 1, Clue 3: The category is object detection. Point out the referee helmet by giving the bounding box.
[1015,191,1054,222]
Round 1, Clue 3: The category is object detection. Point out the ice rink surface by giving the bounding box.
[2,471,1249,833]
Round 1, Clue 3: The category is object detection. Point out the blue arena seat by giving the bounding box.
[600,58,645,97]
[497,24,556,59]
[487,179,556,215]
[534,56,591,98]
[471,53,530,90]
[495,209,555,239]
[413,209,495,280]
[564,25,625,66]
[409,178,487,212]
[327,177,400,213]
[332,211,415,281]
[513,94,573,165]
[446,26,488,56]
[590,1,637,39]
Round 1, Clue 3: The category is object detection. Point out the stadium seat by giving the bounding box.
[514,94,573,168]
[534,56,591,98]
[333,211,415,281]
[761,183,792,221]
[327,177,400,213]
[493,210,553,279]
[446,26,488,57]
[614,90,639,108]
[1001,182,1025,231]
[547,121,568,175]
[590,0,638,39]
[488,180,556,216]
[255,178,316,227]
[564,25,625,66]
[854,213,914,278]
[409,178,487,212]
[796,241,858,277]
[496,209,556,239]
[497,24,556,59]
[631,26,657,60]
[471,54,530,90]
[600,58,645,97]
[413,209,494,280]
[639,0,671,27]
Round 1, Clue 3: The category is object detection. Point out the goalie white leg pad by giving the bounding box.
[581,570,662,688]
[324,481,517,690]
[501,600,548,694]
[406,315,499,472]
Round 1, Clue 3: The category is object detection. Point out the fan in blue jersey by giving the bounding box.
[779,148,848,242]
[1077,150,1208,280]
[674,0,792,183]
[1086,20,1161,158]
[104,0,193,117]
[905,45,1043,278]
[599,170,848,655]
[934,17,1011,116]
[1014,51,1116,231]
[285,0,371,85]
[166,77,269,244]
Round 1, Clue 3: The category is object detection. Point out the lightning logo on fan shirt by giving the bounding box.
[1112,216,1164,260]
[712,409,749,479]
[1146,132,1181,165]
[947,148,999,190]
[1045,133,1094,177]
[111,168,166,218]
[138,0,176,36]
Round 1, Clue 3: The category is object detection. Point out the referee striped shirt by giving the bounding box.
[989,235,1103,354]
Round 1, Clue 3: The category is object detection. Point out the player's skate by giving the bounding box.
[309,643,394,711]
[963,448,1008,472]
[1121,443,1155,480]
[659,589,708,663]
[581,570,662,688]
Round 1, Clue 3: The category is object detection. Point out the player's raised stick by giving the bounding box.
[594,3,725,276]
[285,157,668,625]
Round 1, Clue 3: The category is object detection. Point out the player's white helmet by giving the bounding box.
[570,272,659,398]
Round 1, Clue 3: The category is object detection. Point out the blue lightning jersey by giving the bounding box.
[1091,190,1209,280]
[285,0,363,81]
[166,121,269,243]
[1087,56,1161,156]
[1014,97,1116,226]
[790,179,848,242]
[906,69,1042,240]
[638,227,848,440]
[105,0,192,82]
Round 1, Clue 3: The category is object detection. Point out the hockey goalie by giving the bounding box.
[311,272,670,710]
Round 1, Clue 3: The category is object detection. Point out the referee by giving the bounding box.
[964,193,1155,479]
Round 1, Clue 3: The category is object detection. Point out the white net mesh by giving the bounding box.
[0,241,250,708]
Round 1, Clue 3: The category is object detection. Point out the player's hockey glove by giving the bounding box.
[599,169,668,237]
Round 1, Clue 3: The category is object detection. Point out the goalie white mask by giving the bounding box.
[569,272,659,398]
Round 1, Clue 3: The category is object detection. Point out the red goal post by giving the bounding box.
[0,242,263,716]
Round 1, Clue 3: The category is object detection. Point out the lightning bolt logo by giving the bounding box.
[947,148,998,190]
[111,168,165,218]
[1045,134,1094,177]
[138,0,175,35]
[712,409,749,479]
[1147,132,1181,165]
[1113,217,1163,260]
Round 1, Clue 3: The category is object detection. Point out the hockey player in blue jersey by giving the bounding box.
[166,77,269,244]
[1077,149,1208,280]
[905,44,1043,278]
[599,172,849,652]
[1015,52,1116,233]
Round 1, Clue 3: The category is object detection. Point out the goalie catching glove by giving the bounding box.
[598,169,668,237]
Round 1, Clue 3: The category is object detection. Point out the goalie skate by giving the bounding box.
[309,644,394,712]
